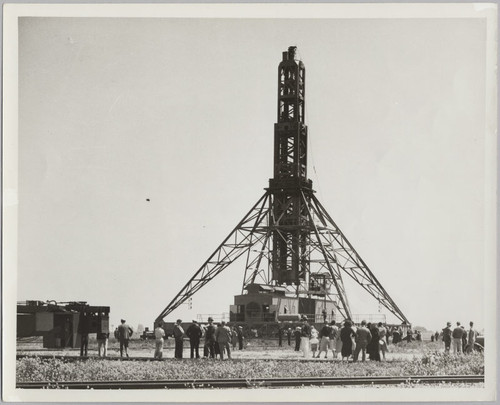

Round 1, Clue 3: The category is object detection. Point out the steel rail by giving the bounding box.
[17,375,484,389]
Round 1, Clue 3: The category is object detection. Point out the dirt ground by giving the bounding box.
[17,337,423,362]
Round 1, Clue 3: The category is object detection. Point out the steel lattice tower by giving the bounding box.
[155,47,409,326]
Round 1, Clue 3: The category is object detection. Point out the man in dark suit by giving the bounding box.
[186,320,202,359]
[203,317,216,358]
[173,319,185,359]
[78,311,89,357]
[442,321,453,353]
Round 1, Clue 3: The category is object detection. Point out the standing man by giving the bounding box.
[215,321,232,360]
[78,311,89,357]
[316,321,331,359]
[231,326,238,350]
[466,321,478,354]
[154,322,165,359]
[203,317,216,358]
[392,327,401,344]
[173,319,185,359]
[461,326,467,352]
[97,331,109,357]
[452,322,464,354]
[118,319,134,358]
[186,320,202,359]
[237,326,244,350]
[353,320,372,362]
[300,316,312,358]
[278,324,284,347]
[442,322,453,353]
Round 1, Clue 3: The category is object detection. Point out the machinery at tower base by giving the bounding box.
[155,47,410,328]
[230,283,336,324]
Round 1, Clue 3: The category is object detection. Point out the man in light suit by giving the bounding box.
[353,320,372,362]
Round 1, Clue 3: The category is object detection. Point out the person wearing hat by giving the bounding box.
[204,317,216,358]
[442,321,453,353]
[186,320,203,359]
[77,311,90,357]
[237,326,244,350]
[173,319,185,359]
[340,320,356,361]
[353,320,372,362]
[215,321,232,360]
[452,322,464,354]
[117,319,134,358]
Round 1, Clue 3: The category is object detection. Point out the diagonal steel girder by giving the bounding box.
[300,191,352,320]
[154,192,271,324]
[241,229,272,290]
[308,194,410,324]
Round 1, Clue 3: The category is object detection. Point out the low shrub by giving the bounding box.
[402,351,484,376]
[17,352,484,383]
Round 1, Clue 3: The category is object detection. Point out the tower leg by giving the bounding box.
[155,192,271,324]
[307,193,410,324]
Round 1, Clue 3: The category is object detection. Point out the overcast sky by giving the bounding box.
[17,15,492,332]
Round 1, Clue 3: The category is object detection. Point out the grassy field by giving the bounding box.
[17,339,484,384]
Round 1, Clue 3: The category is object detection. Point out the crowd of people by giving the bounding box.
[285,316,389,362]
[155,317,245,360]
[279,316,480,361]
[439,321,479,355]
[80,317,245,360]
[78,315,481,360]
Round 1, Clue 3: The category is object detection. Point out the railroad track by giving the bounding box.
[17,375,484,389]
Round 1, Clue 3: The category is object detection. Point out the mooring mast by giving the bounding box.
[155,47,409,326]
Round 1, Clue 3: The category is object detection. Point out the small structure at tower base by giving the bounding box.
[230,283,336,324]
